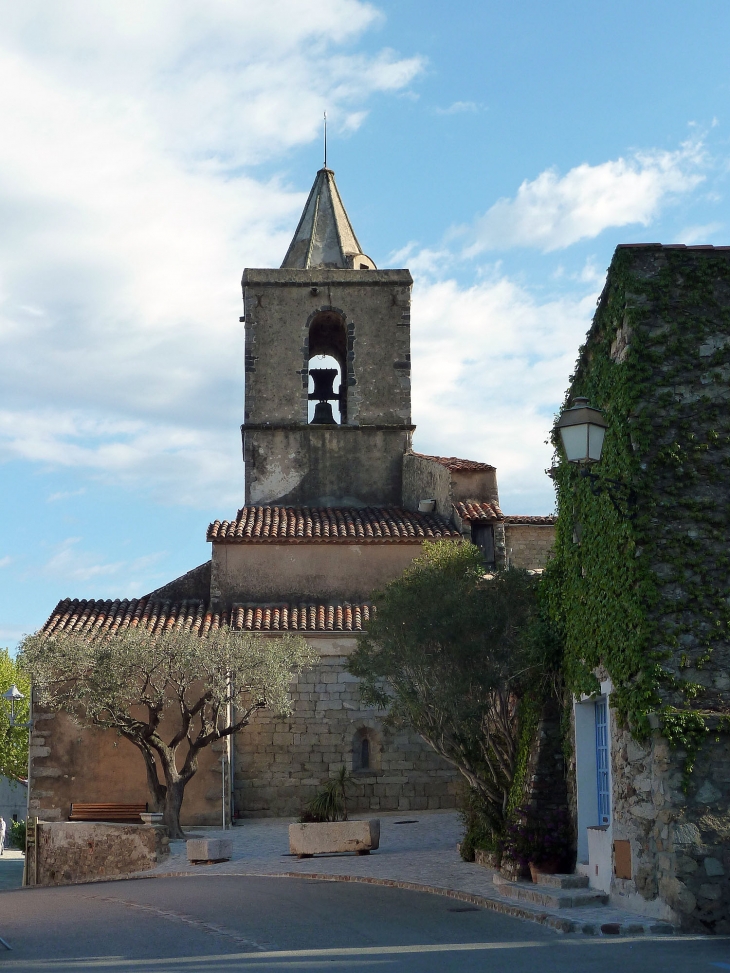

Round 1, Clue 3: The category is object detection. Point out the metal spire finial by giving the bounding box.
[323,111,327,169]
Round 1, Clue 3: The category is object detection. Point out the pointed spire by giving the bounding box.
[281,168,376,270]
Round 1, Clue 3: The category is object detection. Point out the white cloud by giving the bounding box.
[0,1,423,507]
[0,410,244,508]
[677,222,724,244]
[0,556,11,569]
[463,139,706,254]
[42,537,166,593]
[435,101,480,115]
[410,271,600,512]
[47,489,86,503]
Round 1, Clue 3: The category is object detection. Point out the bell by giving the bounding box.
[308,369,338,402]
[311,401,335,424]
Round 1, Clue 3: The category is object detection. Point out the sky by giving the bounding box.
[2,0,730,646]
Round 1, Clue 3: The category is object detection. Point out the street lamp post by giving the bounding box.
[2,685,32,729]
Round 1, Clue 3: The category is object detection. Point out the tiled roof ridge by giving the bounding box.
[503,515,557,525]
[453,500,503,523]
[206,505,460,543]
[411,451,495,472]
[43,596,373,635]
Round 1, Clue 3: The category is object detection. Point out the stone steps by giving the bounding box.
[493,873,608,910]
[534,872,589,890]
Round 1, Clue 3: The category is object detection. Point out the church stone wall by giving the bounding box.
[28,640,459,827]
[212,542,427,603]
[234,637,460,817]
[243,269,413,428]
[450,468,499,505]
[242,268,413,506]
[28,707,223,827]
[243,426,411,507]
[402,453,453,520]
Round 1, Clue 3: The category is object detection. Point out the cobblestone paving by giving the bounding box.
[141,811,676,936]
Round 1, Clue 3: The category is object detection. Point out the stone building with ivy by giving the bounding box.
[30,167,555,827]
[548,243,730,932]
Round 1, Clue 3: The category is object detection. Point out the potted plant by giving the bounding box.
[501,805,571,882]
[300,766,352,823]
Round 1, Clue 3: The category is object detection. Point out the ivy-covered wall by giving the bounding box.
[545,244,730,932]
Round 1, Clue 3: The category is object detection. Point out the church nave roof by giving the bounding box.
[207,505,460,544]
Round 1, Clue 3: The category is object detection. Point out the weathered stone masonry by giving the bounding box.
[555,244,730,931]
[235,641,459,817]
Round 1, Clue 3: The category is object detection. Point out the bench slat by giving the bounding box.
[69,802,148,822]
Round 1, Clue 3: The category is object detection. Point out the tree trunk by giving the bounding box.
[162,776,187,839]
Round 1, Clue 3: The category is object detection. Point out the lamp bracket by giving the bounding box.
[579,468,637,521]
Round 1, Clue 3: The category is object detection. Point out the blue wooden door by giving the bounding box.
[595,698,610,825]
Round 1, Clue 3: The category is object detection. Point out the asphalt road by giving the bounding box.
[0,875,728,972]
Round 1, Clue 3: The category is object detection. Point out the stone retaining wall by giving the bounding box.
[26,821,169,887]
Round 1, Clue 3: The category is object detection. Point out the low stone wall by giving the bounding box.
[26,821,169,887]
[504,523,555,570]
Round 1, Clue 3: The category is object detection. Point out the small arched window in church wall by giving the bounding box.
[352,727,380,773]
[308,312,347,424]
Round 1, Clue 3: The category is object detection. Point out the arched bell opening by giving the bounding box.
[308,311,347,424]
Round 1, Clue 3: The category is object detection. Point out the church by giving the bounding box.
[30,167,555,825]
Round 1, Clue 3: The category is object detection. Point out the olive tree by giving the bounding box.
[20,625,318,837]
[348,541,559,836]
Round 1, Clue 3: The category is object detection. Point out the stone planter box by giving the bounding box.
[289,819,380,858]
[186,838,233,864]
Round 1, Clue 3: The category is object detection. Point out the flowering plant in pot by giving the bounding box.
[501,805,571,881]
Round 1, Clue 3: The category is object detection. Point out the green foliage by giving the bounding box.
[0,648,30,780]
[19,625,317,837]
[544,246,730,772]
[348,540,561,835]
[505,695,542,817]
[660,710,709,792]
[458,788,501,863]
[300,767,353,823]
[502,804,572,871]
[8,819,25,851]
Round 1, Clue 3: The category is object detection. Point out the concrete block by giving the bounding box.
[289,819,380,856]
[186,838,233,862]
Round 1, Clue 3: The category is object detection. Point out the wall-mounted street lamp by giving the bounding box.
[554,397,608,464]
[2,685,32,729]
[553,398,637,519]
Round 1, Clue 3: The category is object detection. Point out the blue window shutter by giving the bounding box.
[595,699,610,825]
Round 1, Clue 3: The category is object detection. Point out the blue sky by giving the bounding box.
[2,0,730,646]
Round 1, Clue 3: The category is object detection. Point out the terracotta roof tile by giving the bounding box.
[206,505,459,544]
[412,452,495,472]
[453,500,503,523]
[503,515,556,525]
[42,597,372,636]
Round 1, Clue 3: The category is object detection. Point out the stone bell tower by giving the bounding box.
[241,167,414,507]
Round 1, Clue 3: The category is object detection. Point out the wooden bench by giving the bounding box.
[69,803,148,823]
